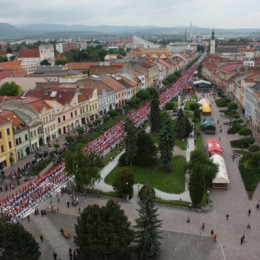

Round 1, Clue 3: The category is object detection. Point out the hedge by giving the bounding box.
[215,98,231,107]
[239,127,252,136]
[230,137,255,148]
[227,124,241,134]
[249,145,260,153]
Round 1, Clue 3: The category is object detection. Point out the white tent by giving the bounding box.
[193,80,211,86]
[211,153,230,189]
[198,98,210,105]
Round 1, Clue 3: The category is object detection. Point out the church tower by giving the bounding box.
[210,28,216,54]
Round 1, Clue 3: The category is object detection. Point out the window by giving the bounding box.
[58,117,60,123]
[34,130,36,136]
[9,141,12,149]
[25,134,28,141]
[75,110,77,116]
[71,112,73,118]
[30,132,33,138]
[0,132,2,138]
[7,128,10,135]
[16,139,19,145]
[63,116,66,121]
[1,145,4,153]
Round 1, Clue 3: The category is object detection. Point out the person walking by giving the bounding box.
[226,214,229,220]
[213,234,217,241]
[247,223,251,229]
[78,207,81,214]
[60,228,64,236]
[186,217,190,223]
[256,203,259,210]
[53,252,57,260]
[248,209,251,216]
[66,200,70,208]
[201,222,205,230]
[40,235,43,243]
[241,235,245,245]
[27,215,30,222]
[210,229,214,238]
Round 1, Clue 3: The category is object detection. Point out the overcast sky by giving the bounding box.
[0,0,259,29]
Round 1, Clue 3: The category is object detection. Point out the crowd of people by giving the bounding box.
[0,162,68,222]
[0,63,198,222]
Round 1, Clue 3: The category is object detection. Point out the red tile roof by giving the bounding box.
[101,77,126,92]
[66,62,98,70]
[0,60,22,70]
[19,48,40,58]
[28,100,51,113]
[0,116,11,126]
[0,110,26,130]
[78,94,88,103]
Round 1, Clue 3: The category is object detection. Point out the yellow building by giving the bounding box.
[0,116,17,169]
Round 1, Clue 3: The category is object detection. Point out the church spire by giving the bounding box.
[211,27,215,40]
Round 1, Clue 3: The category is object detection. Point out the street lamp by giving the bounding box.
[207,190,210,204]
[125,182,129,201]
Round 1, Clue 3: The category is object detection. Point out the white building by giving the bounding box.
[133,36,160,49]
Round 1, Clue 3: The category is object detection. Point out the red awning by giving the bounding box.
[207,139,222,156]
[187,86,193,90]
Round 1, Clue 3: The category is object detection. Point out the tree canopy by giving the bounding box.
[159,114,175,171]
[0,82,22,96]
[74,200,134,260]
[189,163,205,206]
[112,170,135,199]
[64,146,102,190]
[135,185,162,259]
[0,220,41,260]
[150,94,161,133]
[133,131,157,167]
[124,118,138,167]
[175,108,193,139]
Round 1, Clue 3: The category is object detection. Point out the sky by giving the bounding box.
[0,0,260,29]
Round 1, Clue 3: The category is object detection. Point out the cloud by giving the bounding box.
[0,0,259,28]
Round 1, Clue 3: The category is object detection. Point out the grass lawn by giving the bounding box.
[155,198,190,207]
[184,100,198,110]
[175,138,187,150]
[239,156,260,196]
[105,155,186,194]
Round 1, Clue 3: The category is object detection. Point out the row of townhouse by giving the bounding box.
[202,55,260,133]
[0,51,199,169]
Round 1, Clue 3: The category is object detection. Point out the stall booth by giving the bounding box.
[201,102,212,116]
[201,117,216,134]
[211,153,230,189]
[207,139,222,156]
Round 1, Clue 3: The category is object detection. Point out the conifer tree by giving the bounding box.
[159,115,175,171]
[124,118,138,167]
[135,185,162,259]
[175,108,186,139]
[150,94,161,133]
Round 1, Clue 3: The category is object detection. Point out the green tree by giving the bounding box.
[239,127,252,136]
[150,94,161,133]
[124,118,138,167]
[0,220,41,260]
[64,146,101,191]
[136,90,149,101]
[0,82,22,96]
[40,59,51,65]
[76,127,84,135]
[74,200,134,260]
[165,101,175,110]
[252,151,260,166]
[112,170,135,199]
[135,185,162,259]
[65,135,74,144]
[185,117,193,137]
[134,131,157,166]
[159,115,175,171]
[189,163,205,206]
[189,149,218,186]
[175,108,186,139]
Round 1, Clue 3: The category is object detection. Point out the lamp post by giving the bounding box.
[137,183,140,198]
[125,182,129,201]
[207,190,210,204]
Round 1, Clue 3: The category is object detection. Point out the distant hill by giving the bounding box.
[1,22,260,40]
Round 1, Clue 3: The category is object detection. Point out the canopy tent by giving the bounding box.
[187,86,193,90]
[207,139,222,156]
[198,98,210,105]
[201,117,216,133]
[211,153,230,189]
[193,80,211,86]
[201,102,211,116]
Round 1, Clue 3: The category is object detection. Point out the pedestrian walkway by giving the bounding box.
[32,215,71,260]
